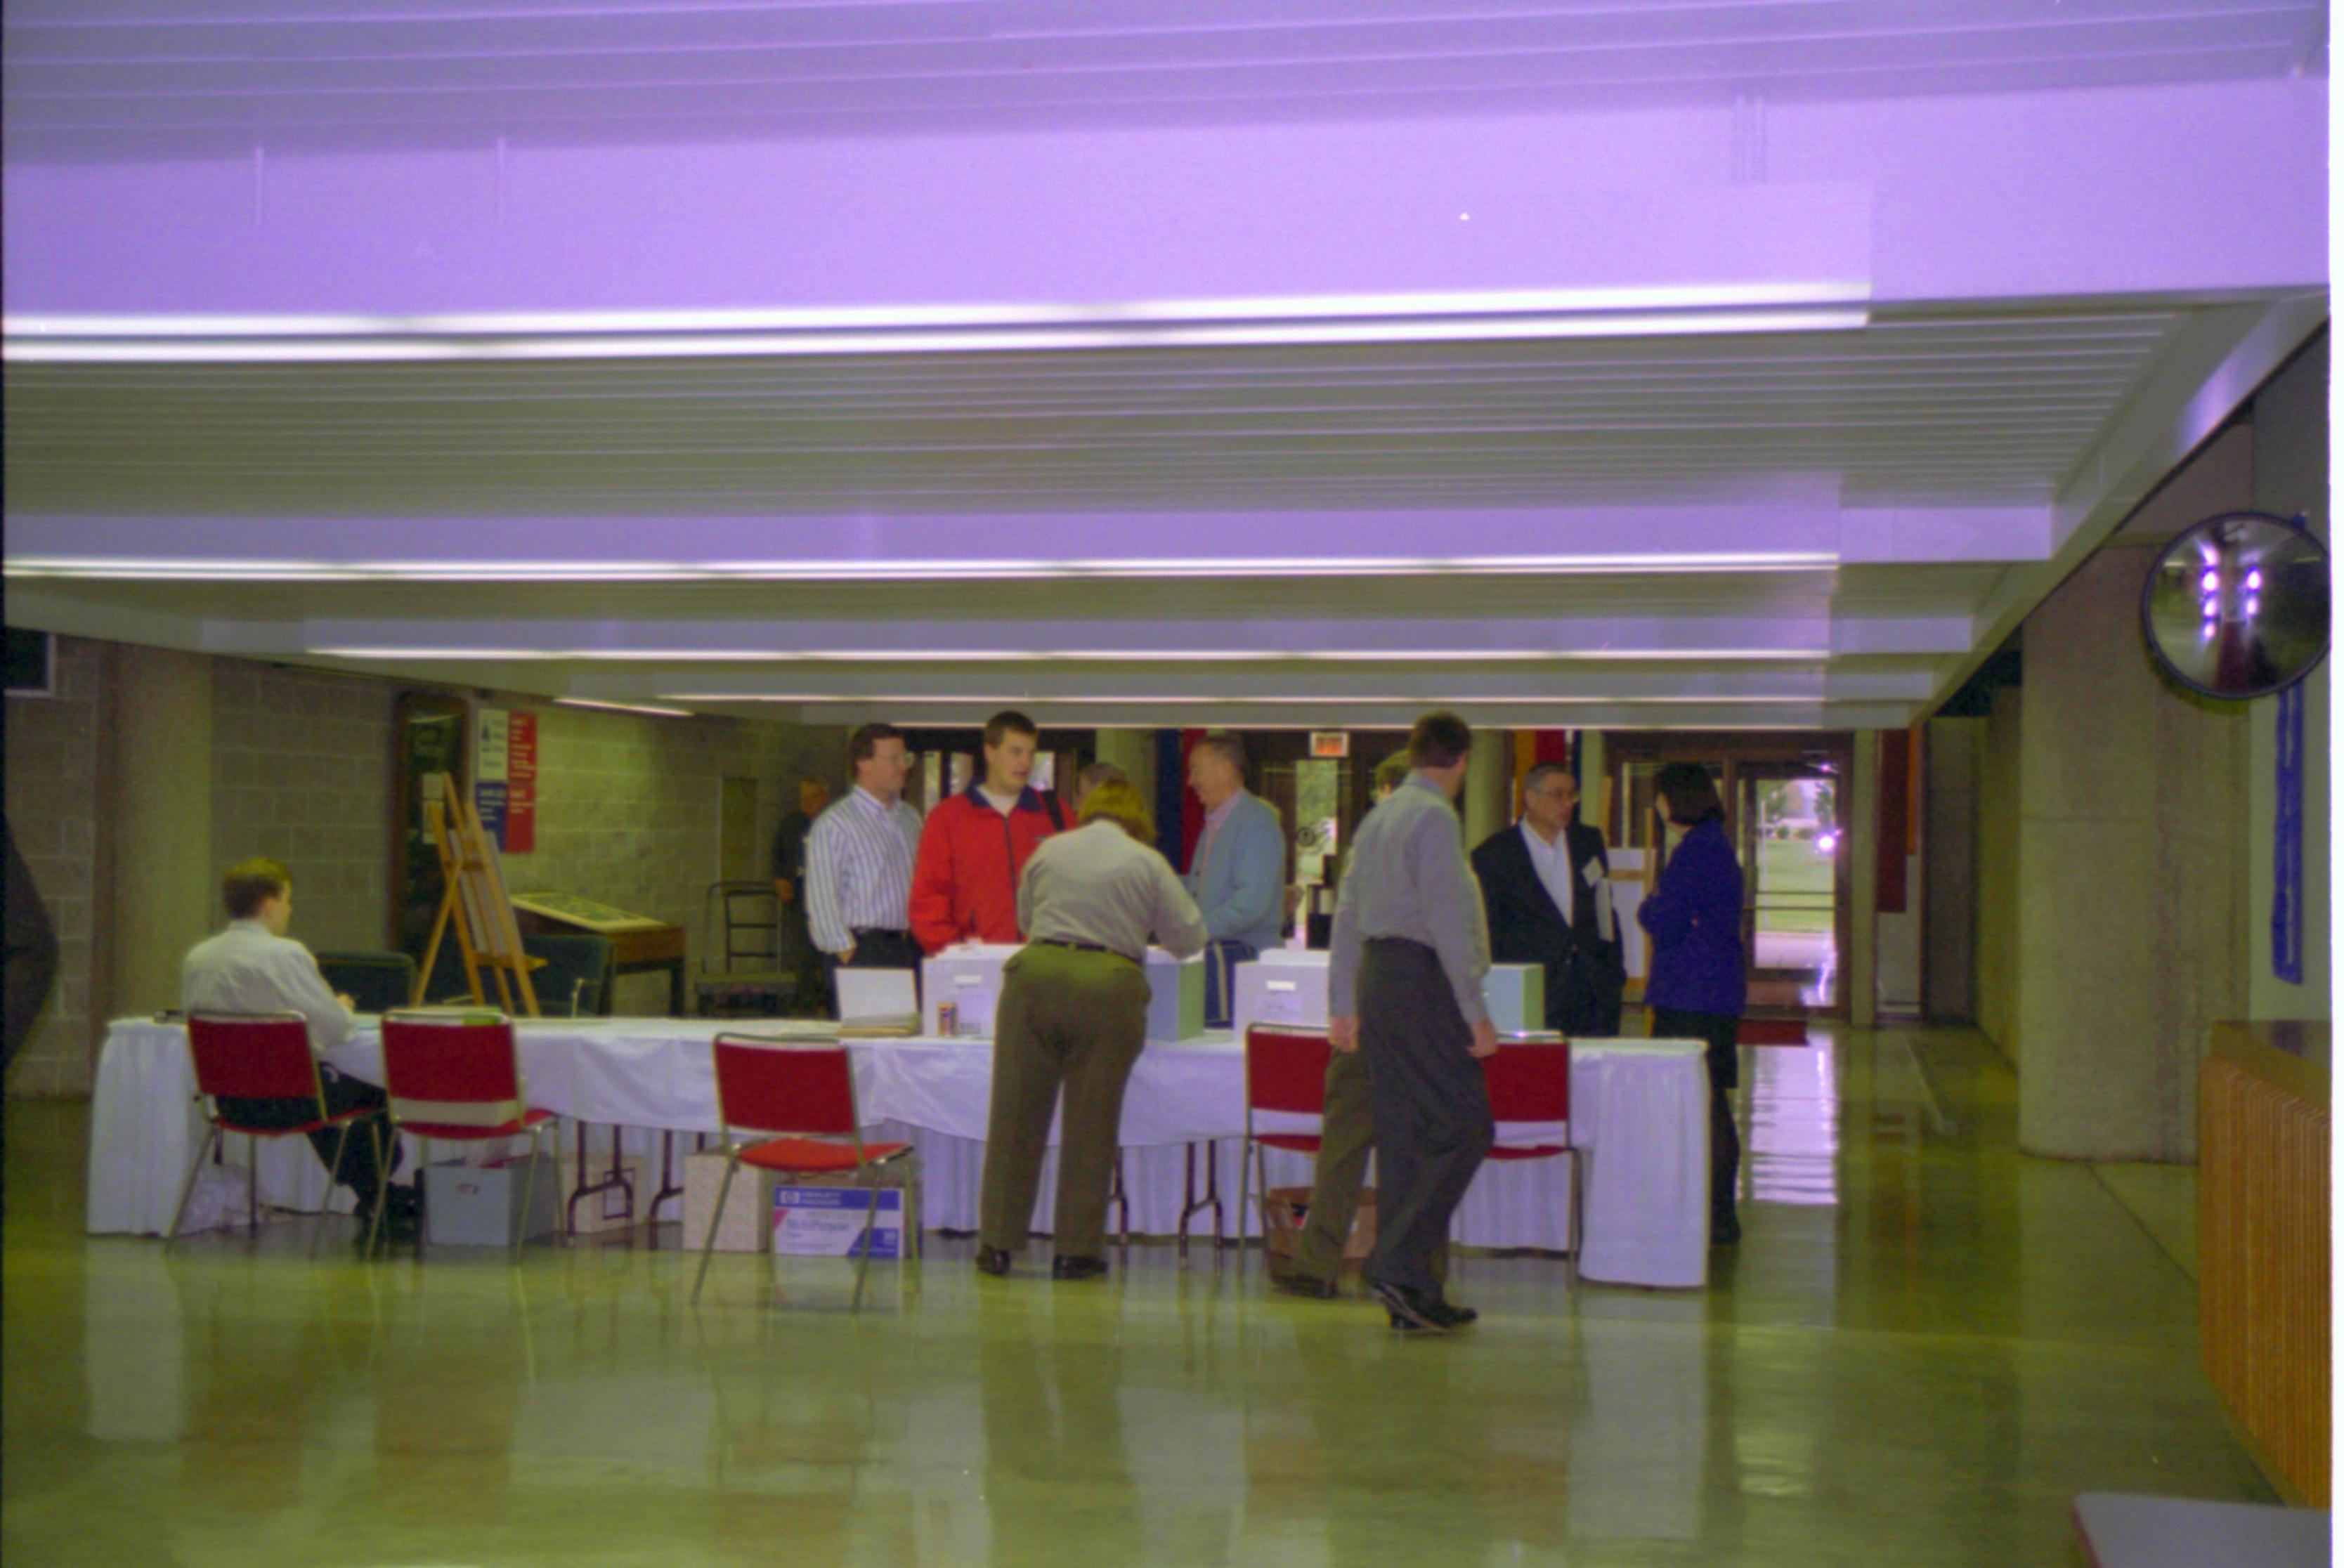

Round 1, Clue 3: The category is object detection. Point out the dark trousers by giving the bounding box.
[826,928,925,1012]
[1652,1007,1743,1220]
[1285,1044,1446,1286]
[216,1069,401,1214]
[979,944,1151,1259]
[1357,938,1493,1294]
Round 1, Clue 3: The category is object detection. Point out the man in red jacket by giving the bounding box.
[910,710,1066,953]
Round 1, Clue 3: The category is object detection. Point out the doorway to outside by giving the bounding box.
[1603,733,1853,1016]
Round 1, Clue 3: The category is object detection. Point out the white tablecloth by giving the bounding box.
[86,1018,1710,1287]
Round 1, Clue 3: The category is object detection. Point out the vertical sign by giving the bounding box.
[506,712,538,854]
[475,707,511,851]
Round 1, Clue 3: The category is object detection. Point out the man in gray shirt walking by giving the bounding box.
[1327,712,1496,1333]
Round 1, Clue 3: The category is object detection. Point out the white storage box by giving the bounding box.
[1483,963,1546,1033]
[1145,948,1207,1041]
[1232,955,1329,1039]
[682,1149,777,1253]
[421,1153,560,1246]
[921,943,1019,1036]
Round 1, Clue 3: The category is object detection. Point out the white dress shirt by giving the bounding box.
[1520,821,1576,928]
[180,919,356,1057]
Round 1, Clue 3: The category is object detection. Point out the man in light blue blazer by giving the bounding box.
[1184,733,1289,1029]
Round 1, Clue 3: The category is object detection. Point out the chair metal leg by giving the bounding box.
[312,1121,353,1260]
[1234,1135,1253,1276]
[364,1123,390,1259]
[691,1152,739,1306]
[414,1137,431,1257]
[514,1129,543,1260]
[164,1126,221,1251]
[247,1133,261,1233]
[850,1164,878,1313]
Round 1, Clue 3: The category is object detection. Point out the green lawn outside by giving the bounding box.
[1751,835,1835,934]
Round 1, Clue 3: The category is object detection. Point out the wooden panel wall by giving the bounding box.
[2199,1050,2331,1504]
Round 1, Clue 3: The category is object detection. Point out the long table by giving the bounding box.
[87,1018,1710,1287]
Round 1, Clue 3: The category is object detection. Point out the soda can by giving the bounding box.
[937,1000,958,1037]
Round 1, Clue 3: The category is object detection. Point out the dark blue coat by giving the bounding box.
[1637,818,1747,1017]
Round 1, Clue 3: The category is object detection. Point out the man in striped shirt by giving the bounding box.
[804,723,925,996]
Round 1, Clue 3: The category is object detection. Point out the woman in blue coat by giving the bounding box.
[1636,764,1747,1245]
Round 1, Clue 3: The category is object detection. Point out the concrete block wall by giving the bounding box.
[491,702,846,1014]
[209,660,398,956]
[2,635,108,1095]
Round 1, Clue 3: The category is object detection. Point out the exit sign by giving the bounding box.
[1310,731,1350,759]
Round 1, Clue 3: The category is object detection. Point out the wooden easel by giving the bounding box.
[412,771,545,1017]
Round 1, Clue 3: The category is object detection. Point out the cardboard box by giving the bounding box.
[772,1187,908,1258]
[1261,1185,1375,1265]
[1144,948,1206,1040]
[554,1153,649,1234]
[682,1149,778,1253]
[420,1153,560,1246]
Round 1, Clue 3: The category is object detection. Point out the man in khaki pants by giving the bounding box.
[1272,752,1447,1298]
[977,783,1207,1280]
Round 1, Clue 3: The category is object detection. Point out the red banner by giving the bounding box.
[507,712,538,854]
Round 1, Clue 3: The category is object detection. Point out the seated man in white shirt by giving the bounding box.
[181,858,412,1238]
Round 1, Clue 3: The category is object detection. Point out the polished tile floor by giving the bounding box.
[4,1027,2272,1566]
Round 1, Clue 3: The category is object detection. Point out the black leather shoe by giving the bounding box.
[1050,1255,1108,1281]
[1270,1269,1340,1300]
[1365,1277,1450,1334]
[1424,1298,1478,1328]
[1710,1210,1742,1246]
[975,1246,1013,1276]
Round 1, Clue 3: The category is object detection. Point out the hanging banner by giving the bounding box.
[506,712,538,855]
[475,707,511,851]
[2271,684,2304,984]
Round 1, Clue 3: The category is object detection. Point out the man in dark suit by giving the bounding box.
[1471,762,1625,1037]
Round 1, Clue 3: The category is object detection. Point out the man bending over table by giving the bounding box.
[181,858,415,1240]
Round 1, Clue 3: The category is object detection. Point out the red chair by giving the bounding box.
[1237,1024,1334,1273]
[1479,1035,1582,1286]
[169,1011,386,1256]
[377,1011,559,1257]
[691,1033,915,1309]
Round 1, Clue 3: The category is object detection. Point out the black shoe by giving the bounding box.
[1424,1298,1478,1328]
[1365,1277,1450,1335]
[1270,1269,1340,1301]
[1710,1210,1741,1246]
[1050,1255,1108,1281]
[975,1246,1013,1276]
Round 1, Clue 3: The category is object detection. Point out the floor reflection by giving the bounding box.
[3,1026,2279,1568]
[1743,1033,1842,1206]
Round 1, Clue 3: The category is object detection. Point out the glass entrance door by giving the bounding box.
[1735,765,1844,1010]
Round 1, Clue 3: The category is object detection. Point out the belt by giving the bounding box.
[850,927,912,939]
[1031,937,1139,963]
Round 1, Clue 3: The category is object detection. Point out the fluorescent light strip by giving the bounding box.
[658,694,1829,706]
[312,646,1832,663]
[552,697,694,718]
[6,286,1869,364]
[6,284,1868,340]
[4,310,1869,364]
[12,553,1837,583]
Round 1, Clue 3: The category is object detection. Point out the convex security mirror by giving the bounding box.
[2141,511,2330,700]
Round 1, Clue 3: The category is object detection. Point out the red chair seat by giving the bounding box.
[1257,1132,1323,1155]
[214,1104,380,1139]
[741,1137,911,1175]
[399,1107,559,1141]
[1486,1144,1569,1161]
